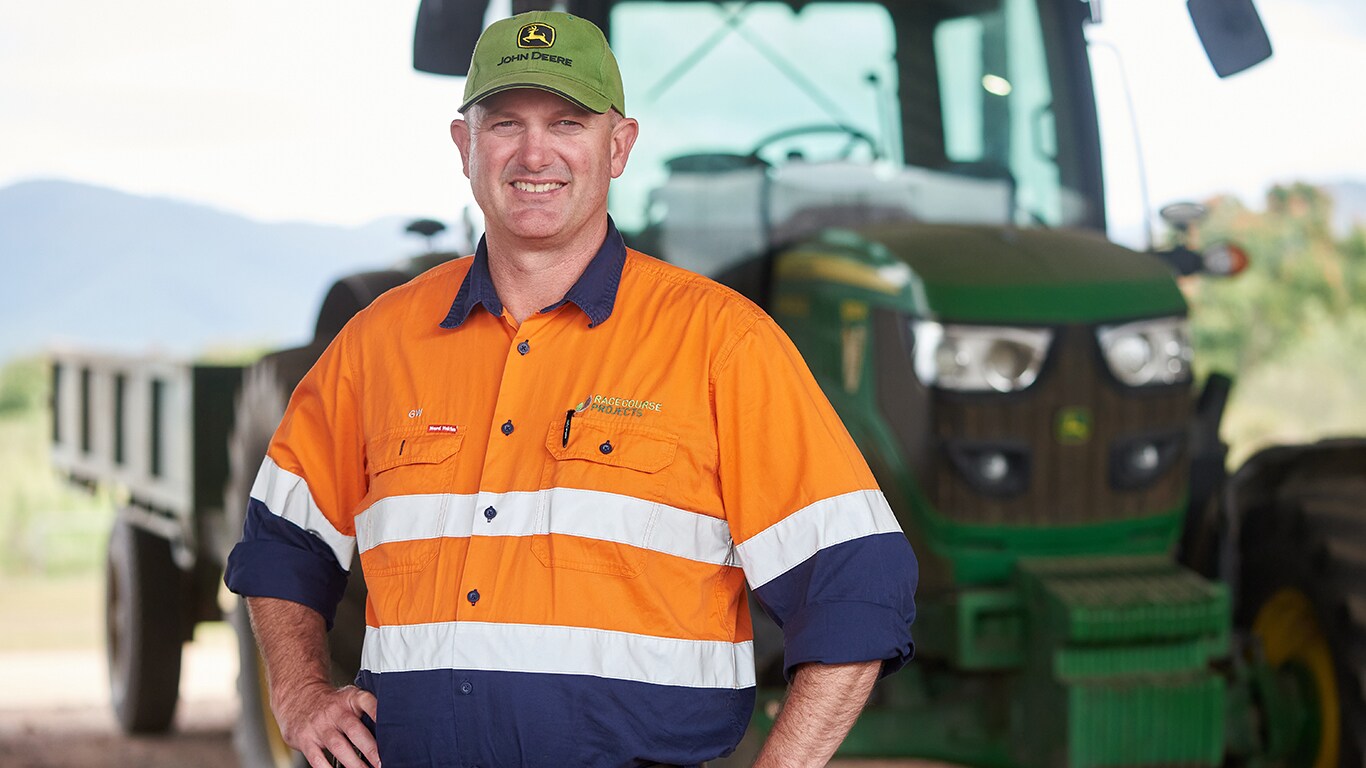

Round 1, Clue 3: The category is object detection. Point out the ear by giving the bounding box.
[608,117,639,179]
[450,119,473,179]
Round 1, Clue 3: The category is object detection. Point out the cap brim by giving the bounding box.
[459,70,614,114]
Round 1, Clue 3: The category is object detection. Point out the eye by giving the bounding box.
[486,119,520,134]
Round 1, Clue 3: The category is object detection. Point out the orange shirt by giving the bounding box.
[226,222,917,766]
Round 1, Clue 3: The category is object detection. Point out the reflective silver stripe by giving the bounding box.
[251,457,356,571]
[735,489,902,589]
[360,621,756,689]
[354,488,735,567]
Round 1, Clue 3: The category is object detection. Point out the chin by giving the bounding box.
[502,212,575,241]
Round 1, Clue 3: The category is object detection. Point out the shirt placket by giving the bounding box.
[452,308,555,767]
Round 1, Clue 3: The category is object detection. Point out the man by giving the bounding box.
[226,10,917,768]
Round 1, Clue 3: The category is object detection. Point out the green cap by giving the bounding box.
[460,11,626,116]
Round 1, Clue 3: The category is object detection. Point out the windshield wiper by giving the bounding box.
[646,3,754,103]
[646,1,851,129]
[729,18,848,125]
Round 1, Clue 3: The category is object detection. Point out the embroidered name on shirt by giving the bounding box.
[428,424,459,433]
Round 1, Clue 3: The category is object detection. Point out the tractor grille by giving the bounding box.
[926,324,1191,527]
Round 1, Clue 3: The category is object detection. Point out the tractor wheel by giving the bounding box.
[1237,472,1366,768]
[225,350,317,768]
[105,515,184,733]
[224,348,369,768]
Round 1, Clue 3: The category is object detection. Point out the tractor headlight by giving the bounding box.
[912,321,1053,393]
[1096,317,1192,387]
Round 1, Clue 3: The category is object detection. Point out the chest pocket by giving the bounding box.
[359,426,464,578]
[534,415,679,577]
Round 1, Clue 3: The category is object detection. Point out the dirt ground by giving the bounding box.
[0,625,241,768]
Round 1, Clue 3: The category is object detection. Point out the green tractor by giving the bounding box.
[223,0,1366,765]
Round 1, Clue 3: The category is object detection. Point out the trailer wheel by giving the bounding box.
[1237,471,1366,768]
[105,516,183,733]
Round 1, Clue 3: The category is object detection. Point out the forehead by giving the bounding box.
[472,88,598,121]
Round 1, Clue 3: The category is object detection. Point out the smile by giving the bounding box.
[512,181,565,193]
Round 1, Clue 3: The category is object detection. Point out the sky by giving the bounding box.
[2,0,1364,247]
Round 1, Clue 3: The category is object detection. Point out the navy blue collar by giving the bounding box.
[439,218,627,330]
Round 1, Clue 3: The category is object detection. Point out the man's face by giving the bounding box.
[450,89,638,249]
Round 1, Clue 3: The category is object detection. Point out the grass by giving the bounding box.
[0,409,114,576]
[1219,308,1366,466]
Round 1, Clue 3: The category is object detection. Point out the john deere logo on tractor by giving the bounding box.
[1055,406,1093,445]
[518,23,555,48]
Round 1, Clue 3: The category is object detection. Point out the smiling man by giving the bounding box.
[225,10,917,768]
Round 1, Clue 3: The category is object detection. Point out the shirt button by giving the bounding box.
[599,440,613,454]
[517,340,530,355]
[467,589,480,605]
[460,681,473,695]
[501,419,514,435]
[484,506,497,522]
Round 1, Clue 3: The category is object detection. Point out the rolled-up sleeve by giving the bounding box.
[714,313,917,679]
[224,325,367,630]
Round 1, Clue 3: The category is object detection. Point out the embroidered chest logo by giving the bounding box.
[572,392,664,418]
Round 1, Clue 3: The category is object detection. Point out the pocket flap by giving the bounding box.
[544,416,677,474]
[368,427,465,474]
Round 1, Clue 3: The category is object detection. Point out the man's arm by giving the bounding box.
[247,597,380,768]
[753,659,881,768]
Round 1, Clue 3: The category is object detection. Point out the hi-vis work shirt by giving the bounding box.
[225,221,918,768]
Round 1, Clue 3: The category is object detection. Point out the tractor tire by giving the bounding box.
[225,350,314,768]
[1237,470,1366,768]
[224,348,369,768]
[105,515,184,734]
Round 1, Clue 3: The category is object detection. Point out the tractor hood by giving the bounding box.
[785,224,1188,325]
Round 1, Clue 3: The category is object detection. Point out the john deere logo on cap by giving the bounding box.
[518,23,555,48]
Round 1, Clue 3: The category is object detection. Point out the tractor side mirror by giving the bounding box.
[1155,201,1248,276]
[1186,0,1273,78]
[1198,241,1249,276]
[413,0,491,76]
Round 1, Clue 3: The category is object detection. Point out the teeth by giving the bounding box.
[513,181,564,193]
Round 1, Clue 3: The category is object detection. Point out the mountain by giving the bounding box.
[0,180,449,363]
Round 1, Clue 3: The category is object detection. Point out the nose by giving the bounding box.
[515,125,554,172]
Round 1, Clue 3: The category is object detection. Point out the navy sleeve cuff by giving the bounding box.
[780,599,914,681]
[749,532,917,681]
[224,499,349,630]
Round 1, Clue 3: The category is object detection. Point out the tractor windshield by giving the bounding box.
[608,0,1095,271]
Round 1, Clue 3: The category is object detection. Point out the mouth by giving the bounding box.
[511,181,566,193]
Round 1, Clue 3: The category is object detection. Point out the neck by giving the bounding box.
[484,218,609,324]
